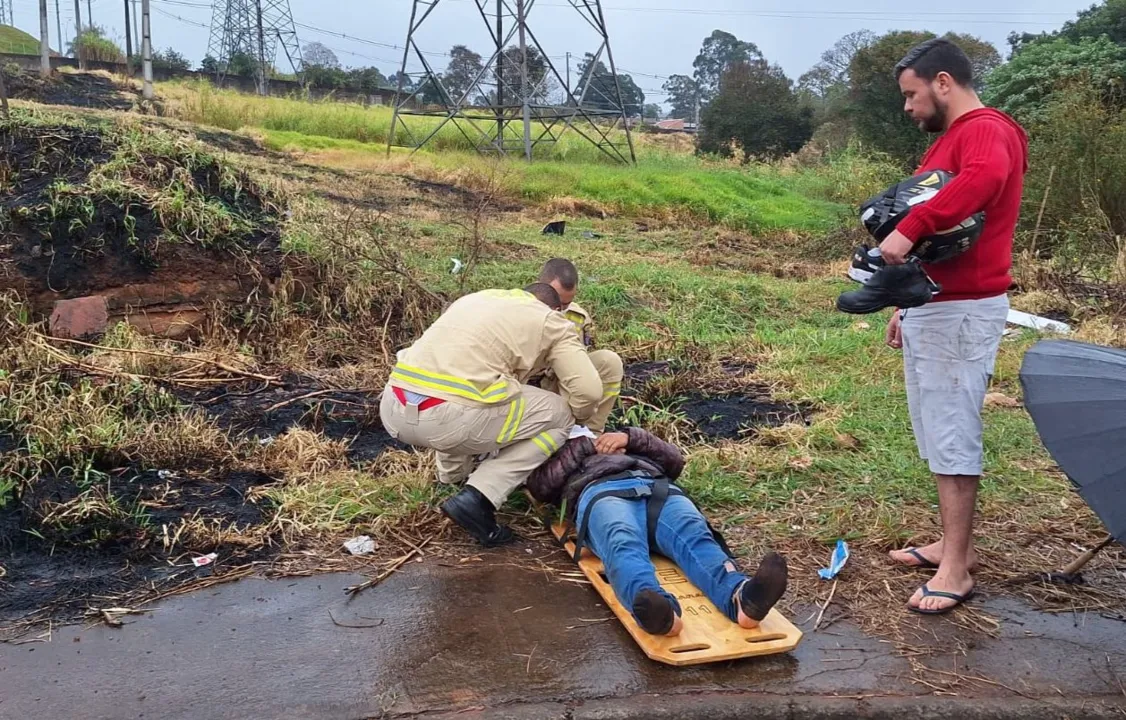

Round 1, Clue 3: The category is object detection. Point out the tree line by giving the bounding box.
[293,41,651,116]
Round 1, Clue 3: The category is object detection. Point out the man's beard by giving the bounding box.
[919,95,948,133]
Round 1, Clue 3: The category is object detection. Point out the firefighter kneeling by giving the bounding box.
[380,284,602,547]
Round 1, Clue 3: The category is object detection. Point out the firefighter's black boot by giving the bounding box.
[440,486,516,547]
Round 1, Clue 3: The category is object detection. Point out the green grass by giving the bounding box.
[256,128,846,234]
[374,220,1075,552]
[162,81,631,163]
[158,81,864,234]
[0,25,43,56]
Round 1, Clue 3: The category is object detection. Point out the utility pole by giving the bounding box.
[87,0,93,28]
[73,0,84,68]
[516,0,531,160]
[693,86,700,131]
[254,0,268,95]
[140,0,152,99]
[54,0,63,59]
[123,0,133,66]
[40,0,51,77]
[566,51,570,96]
[133,0,140,56]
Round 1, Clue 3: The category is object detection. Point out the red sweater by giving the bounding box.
[896,108,1029,302]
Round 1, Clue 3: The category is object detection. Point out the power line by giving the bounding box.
[153,6,208,28]
[444,0,1066,25]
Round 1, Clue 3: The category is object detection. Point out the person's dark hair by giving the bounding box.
[538,258,579,291]
[525,283,562,309]
[894,38,974,87]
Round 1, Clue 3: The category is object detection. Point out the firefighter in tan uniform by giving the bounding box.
[535,259,624,433]
[380,283,602,546]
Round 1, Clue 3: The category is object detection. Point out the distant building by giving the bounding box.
[653,118,697,134]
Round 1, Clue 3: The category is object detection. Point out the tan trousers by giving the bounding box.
[541,348,623,433]
[380,385,573,508]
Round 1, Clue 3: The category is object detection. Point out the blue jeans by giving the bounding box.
[577,478,747,623]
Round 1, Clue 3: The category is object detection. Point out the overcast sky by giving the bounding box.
[10,0,1096,103]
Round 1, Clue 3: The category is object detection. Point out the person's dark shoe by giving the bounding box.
[440,486,515,547]
[632,588,680,636]
[836,261,940,314]
[735,552,789,627]
[848,244,886,284]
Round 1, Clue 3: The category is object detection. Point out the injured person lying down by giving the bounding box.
[526,427,789,637]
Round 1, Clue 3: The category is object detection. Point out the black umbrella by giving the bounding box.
[1020,339,1126,557]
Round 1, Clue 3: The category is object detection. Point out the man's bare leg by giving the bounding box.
[908,474,978,611]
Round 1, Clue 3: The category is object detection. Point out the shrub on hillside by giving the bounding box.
[69,26,125,65]
[782,141,903,207]
[1020,81,1126,262]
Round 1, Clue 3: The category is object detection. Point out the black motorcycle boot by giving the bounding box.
[440,486,516,547]
[836,261,940,314]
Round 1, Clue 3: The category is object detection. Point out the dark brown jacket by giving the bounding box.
[525,428,685,519]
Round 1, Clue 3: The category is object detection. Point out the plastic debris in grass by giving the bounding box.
[344,535,376,556]
[818,540,849,580]
[192,552,219,568]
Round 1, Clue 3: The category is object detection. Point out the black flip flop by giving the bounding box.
[896,547,939,570]
[907,583,975,615]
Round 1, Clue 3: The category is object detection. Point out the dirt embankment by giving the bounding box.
[1,110,288,337]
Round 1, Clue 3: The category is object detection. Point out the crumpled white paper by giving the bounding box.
[568,425,597,440]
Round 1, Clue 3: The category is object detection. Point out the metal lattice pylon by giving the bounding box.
[0,0,14,27]
[207,0,303,94]
[388,0,636,164]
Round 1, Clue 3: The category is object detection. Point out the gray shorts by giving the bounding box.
[901,295,1009,477]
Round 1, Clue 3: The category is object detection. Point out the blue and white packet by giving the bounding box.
[818,539,850,580]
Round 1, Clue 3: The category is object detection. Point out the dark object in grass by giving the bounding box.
[542,220,566,235]
[678,392,808,441]
[1036,572,1086,586]
[622,361,675,389]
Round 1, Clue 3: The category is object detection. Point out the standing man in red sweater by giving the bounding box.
[879,38,1029,614]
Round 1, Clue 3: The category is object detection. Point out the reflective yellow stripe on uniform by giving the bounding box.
[496,396,526,444]
[531,431,559,456]
[564,310,585,335]
[390,363,509,404]
[602,382,621,399]
[483,289,536,302]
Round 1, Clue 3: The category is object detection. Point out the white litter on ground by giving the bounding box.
[1007,309,1072,334]
[344,536,376,556]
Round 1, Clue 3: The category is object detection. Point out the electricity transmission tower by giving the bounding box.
[389,0,636,163]
[206,0,303,94]
[0,1,13,27]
